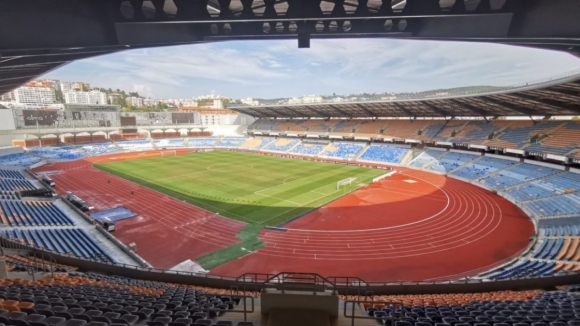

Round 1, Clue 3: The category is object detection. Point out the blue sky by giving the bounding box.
[44,39,580,99]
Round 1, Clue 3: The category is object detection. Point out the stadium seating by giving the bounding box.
[433,120,468,141]
[0,169,26,179]
[450,156,517,180]
[502,171,580,202]
[0,179,36,192]
[288,142,327,156]
[187,137,218,147]
[408,149,446,168]
[424,151,479,173]
[477,163,562,190]
[0,228,115,263]
[1,228,115,263]
[359,145,410,164]
[28,147,87,160]
[79,142,119,156]
[330,120,358,135]
[153,138,185,148]
[116,140,153,151]
[239,138,271,149]
[262,139,298,152]
[487,121,562,149]
[0,153,42,167]
[217,137,246,148]
[320,142,365,159]
[451,120,503,143]
[524,194,580,217]
[0,200,74,226]
[525,121,580,155]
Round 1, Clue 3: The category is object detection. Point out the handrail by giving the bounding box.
[343,300,404,326]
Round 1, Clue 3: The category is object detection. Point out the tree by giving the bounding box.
[54,89,64,103]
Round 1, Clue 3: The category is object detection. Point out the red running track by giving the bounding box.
[211,168,535,282]
[35,151,534,281]
[34,150,246,269]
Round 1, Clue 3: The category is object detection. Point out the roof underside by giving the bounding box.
[231,80,580,118]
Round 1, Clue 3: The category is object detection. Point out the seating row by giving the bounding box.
[0,200,74,226]
[1,229,115,263]
[359,145,410,164]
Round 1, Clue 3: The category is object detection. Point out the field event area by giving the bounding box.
[94,151,384,226]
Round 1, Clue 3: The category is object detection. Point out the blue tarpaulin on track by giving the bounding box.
[90,206,137,223]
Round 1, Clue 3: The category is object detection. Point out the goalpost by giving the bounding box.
[337,177,357,191]
[160,150,177,157]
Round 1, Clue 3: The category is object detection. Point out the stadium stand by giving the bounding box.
[217,137,246,148]
[525,121,580,155]
[262,139,299,152]
[0,153,42,167]
[187,137,218,147]
[330,120,358,136]
[477,163,562,190]
[0,200,74,226]
[524,194,580,217]
[424,151,479,173]
[450,156,518,180]
[0,169,26,180]
[288,142,327,156]
[355,120,387,137]
[0,179,36,192]
[433,120,469,141]
[78,142,119,156]
[116,140,153,151]
[502,171,580,202]
[487,121,563,149]
[319,142,365,160]
[1,228,115,262]
[28,147,86,160]
[359,144,410,164]
[153,138,185,148]
[450,120,504,144]
[408,149,446,168]
[239,137,274,149]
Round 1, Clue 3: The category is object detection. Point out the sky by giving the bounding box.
[43,39,580,100]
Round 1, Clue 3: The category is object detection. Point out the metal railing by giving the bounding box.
[343,300,404,326]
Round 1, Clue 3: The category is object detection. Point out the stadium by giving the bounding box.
[2,1,580,326]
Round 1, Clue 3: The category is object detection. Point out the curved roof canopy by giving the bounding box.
[230,79,580,118]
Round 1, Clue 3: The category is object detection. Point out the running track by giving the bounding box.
[34,151,534,282]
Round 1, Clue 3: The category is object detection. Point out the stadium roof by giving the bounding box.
[230,79,580,118]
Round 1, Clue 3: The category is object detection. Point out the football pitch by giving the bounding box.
[94,151,385,226]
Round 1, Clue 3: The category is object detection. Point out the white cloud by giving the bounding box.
[43,39,580,99]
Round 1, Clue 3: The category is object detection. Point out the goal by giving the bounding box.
[160,150,177,157]
[337,177,357,190]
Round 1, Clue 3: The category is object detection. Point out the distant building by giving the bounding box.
[64,90,108,105]
[241,97,259,106]
[127,97,144,108]
[288,95,323,105]
[14,87,56,104]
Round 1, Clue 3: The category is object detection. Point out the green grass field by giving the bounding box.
[95,151,385,227]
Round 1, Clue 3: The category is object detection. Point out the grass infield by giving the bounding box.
[95,150,384,226]
[95,150,385,268]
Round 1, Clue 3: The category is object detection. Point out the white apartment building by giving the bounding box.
[241,97,259,106]
[302,95,323,103]
[128,96,144,108]
[63,90,108,105]
[14,87,56,104]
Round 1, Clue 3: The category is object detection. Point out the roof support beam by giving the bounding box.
[447,99,490,117]
[421,102,454,118]
[393,103,416,118]
[355,104,378,117]
[507,93,580,114]
[479,96,537,116]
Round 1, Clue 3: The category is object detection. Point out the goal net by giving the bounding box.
[337,177,357,190]
[161,150,177,157]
